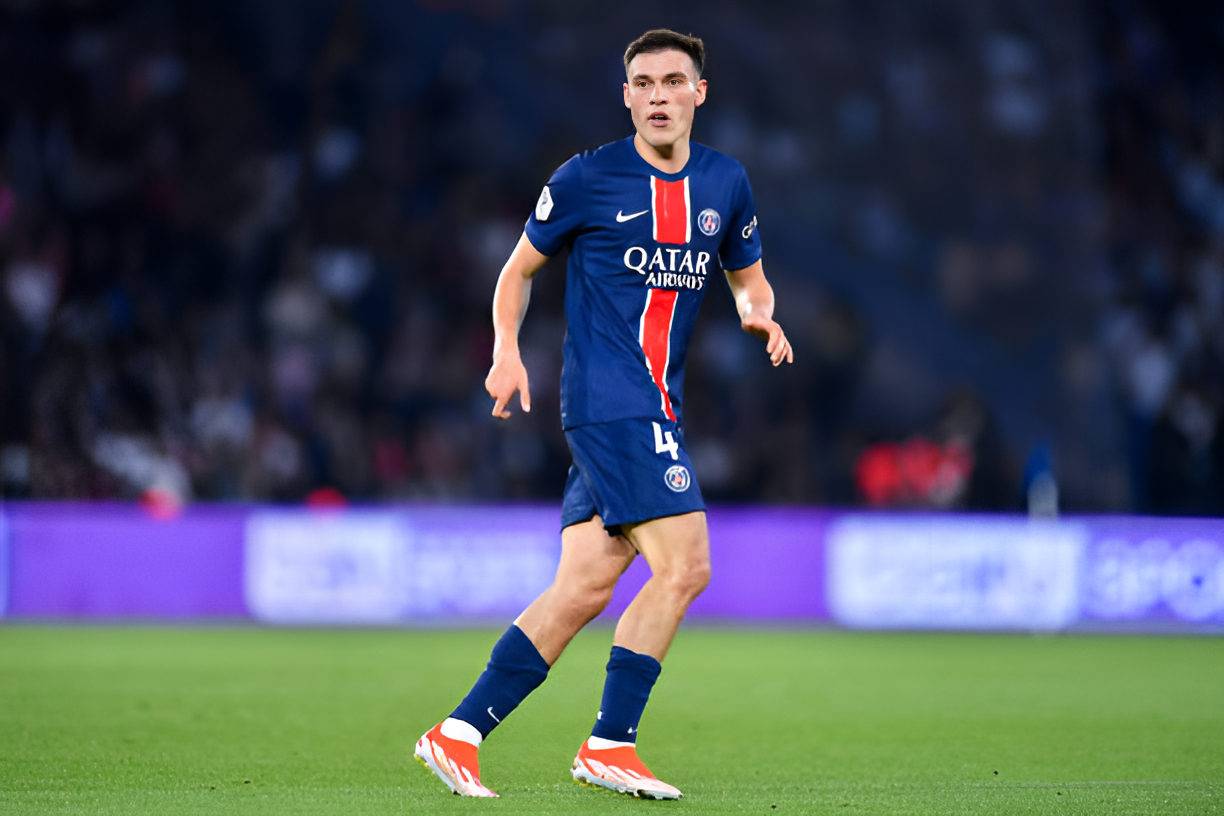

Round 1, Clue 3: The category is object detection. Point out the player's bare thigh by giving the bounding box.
[557,516,638,591]
[515,516,636,664]
[611,511,710,661]
[622,510,710,590]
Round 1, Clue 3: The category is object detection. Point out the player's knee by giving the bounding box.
[686,558,712,598]
[579,581,617,618]
[556,580,616,622]
[661,554,710,603]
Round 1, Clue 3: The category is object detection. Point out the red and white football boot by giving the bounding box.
[414,720,498,798]
[571,737,682,800]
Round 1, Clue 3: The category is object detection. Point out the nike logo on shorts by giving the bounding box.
[616,209,649,223]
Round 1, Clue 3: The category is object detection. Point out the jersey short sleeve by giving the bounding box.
[524,155,585,257]
[718,165,762,272]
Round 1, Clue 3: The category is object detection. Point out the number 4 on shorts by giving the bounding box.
[652,422,679,461]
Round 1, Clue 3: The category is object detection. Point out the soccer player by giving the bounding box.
[415,28,792,799]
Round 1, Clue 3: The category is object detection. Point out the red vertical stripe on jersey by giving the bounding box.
[651,177,690,245]
[639,288,679,422]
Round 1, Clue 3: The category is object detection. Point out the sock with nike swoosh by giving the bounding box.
[449,624,549,739]
[589,645,661,744]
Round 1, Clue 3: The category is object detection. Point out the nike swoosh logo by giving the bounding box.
[616,209,649,223]
[487,707,501,723]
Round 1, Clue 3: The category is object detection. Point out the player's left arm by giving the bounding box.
[725,260,794,367]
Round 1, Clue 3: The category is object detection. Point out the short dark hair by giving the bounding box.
[623,29,705,79]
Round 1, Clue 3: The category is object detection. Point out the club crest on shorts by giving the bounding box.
[664,464,691,492]
[697,208,720,236]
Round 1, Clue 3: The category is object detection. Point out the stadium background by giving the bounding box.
[1,0,1221,515]
[1,2,1222,813]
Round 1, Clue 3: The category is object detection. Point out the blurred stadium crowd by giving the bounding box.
[0,0,1220,513]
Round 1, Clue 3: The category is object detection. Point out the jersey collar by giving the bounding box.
[624,135,695,179]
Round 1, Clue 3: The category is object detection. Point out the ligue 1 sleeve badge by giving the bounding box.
[535,185,554,221]
[697,208,720,236]
[664,464,691,492]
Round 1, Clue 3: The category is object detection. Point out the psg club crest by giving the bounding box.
[664,464,691,492]
[697,208,720,236]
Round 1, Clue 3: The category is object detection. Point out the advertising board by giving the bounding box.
[826,515,1084,630]
[244,506,559,624]
[1,502,1220,631]
[1080,517,1223,627]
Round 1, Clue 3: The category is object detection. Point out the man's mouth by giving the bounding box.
[648,113,670,125]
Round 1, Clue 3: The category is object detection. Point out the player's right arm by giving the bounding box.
[492,154,583,418]
[486,233,550,418]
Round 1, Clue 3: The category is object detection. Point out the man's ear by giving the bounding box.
[623,83,631,108]
[694,78,708,107]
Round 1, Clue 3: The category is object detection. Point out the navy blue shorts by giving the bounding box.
[560,417,706,531]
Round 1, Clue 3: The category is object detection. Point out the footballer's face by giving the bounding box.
[624,49,707,151]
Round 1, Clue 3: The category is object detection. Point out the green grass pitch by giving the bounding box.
[1,626,1220,814]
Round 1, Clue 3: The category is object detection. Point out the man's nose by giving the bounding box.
[649,84,666,103]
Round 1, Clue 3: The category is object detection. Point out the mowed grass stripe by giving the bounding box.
[0,627,1220,815]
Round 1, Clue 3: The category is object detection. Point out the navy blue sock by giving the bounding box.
[590,646,661,743]
[450,625,549,738]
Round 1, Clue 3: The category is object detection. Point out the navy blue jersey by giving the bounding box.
[525,136,761,430]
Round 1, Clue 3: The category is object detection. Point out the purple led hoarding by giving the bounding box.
[4,502,248,618]
[1079,516,1224,626]
[241,506,834,623]
[243,505,562,623]
[1,502,1220,631]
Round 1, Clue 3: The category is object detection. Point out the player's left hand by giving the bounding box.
[741,313,794,366]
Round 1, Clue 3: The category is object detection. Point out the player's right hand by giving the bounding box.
[486,353,531,418]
